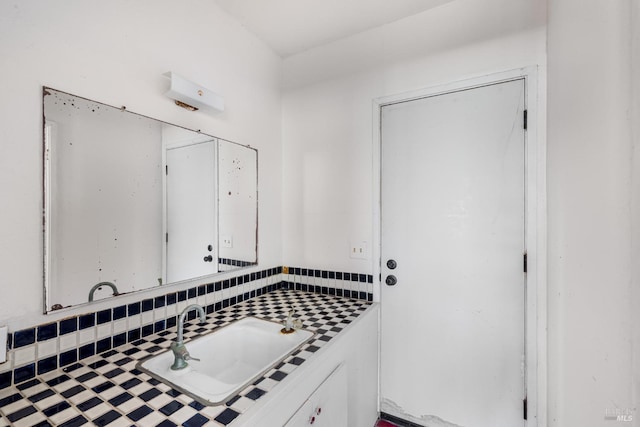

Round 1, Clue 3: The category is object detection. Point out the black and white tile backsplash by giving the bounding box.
[0,265,373,391]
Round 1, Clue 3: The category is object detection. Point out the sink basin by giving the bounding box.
[137,316,314,405]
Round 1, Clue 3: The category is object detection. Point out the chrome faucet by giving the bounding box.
[88,282,119,302]
[171,304,206,370]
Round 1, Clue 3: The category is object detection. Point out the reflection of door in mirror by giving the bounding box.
[163,129,218,283]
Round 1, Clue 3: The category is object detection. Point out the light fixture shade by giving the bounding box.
[164,72,225,112]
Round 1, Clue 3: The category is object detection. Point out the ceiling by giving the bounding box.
[214,0,453,58]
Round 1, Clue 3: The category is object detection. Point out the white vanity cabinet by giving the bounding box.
[240,304,378,427]
[284,364,347,427]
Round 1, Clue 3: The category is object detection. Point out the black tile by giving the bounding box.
[225,395,241,406]
[127,405,153,421]
[0,371,12,389]
[93,410,121,427]
[178,290,187,301]
[103,368,124,379]
[113,332,127,348]
[113,356,133,367]
[156,421,178,427]
[142,298,154,312]
[78,313,95,329]
[188,400,205,411]
[76,372,98,383]
[154,295,166,308]
[59,317,77,335]
[184,413,208,427]
[77,396,103,411]
[245,387,266,400]
[215,282,222,292]
[127,329,141,343]
[119,377,142,390]
[37,322,58,341]
[88,360,110,370]
[128,302,141,316]
[37,355,58,375]
[92,381,115,394]
[46,374,70,387]
[187,287,196,298]
[25,390,53,406]
[113,305,127,320]
[159,400,183,416]
[214,408,240,425]
[14,363,35,383]
[166,293,177,305]
[0,392,22,408]
[7,405,37,422]
[61,385,86,398]
[269,370,288,381]
[79,343,95,360]
[109,391,133,406]
[11,377,37,390]
[139,388,161,402]
[32,421,52,427]
[142,324,154,337]
[197,285,206,296]
[289,357,305,366]
[59,415,88,427]
[96,337,112,354]
[167,316,177,329]
[165,388,181,398]
[13,328,35,347]
[97,309,112,324]
[62,363,83,373]
[43,401,70,417]
[154,320,166,333]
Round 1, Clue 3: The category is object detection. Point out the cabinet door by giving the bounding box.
[285,364,347,427]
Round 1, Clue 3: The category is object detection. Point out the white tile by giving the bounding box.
[113,319,127,334]
[13,345,36,365]
[96,323,111,339]
[59,333,77,351]
[141,311,153,325]
[128,314,141,329]
[78,328,95,345]
[37,339,57,358]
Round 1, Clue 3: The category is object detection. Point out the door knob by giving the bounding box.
[203,255,213,262]
[385,275,397,286]
[386,259,397,269]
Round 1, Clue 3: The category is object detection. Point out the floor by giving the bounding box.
[375,420,400,427]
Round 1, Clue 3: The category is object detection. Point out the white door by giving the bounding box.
[166,140,218,283]
[380,80,526,427]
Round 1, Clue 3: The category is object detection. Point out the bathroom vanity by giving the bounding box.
[0,290,378,427]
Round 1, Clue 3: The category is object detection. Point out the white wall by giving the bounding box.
[0,0,282,328]
[281,0,546,276]
[547,0,638,426]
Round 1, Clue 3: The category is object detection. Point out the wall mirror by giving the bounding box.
[43,87,257,313]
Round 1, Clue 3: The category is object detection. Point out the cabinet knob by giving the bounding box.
[316,407,322,415]
[310,416,316,425]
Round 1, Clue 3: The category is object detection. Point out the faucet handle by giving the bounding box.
[185,353,200,362]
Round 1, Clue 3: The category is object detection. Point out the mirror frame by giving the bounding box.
[42,86,258,314]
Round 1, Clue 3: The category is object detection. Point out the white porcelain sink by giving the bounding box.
[137,316,314,405]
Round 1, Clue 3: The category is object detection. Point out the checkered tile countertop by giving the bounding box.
[0,290,372,427]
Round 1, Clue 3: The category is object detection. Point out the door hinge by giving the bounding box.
[165,233,168,243]
[523,110,528,130]
[523,397,528,420]
[165,165,168,175]
[523,253,527,273]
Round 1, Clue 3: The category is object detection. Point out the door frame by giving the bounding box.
[371,67,546,427]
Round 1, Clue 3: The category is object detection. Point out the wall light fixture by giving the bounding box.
[164,72,225,112]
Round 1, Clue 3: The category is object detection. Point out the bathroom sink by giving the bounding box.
[137,316,314,405]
